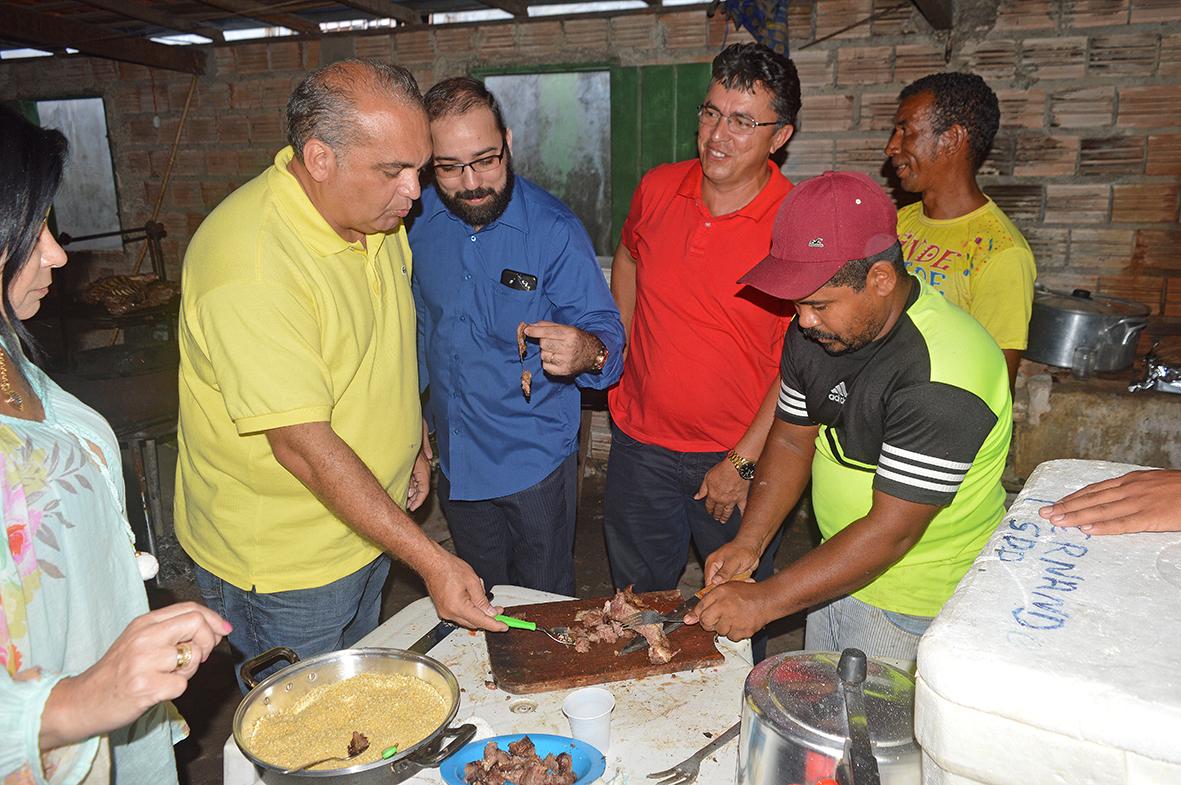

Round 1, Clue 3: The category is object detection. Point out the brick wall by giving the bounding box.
[0,0,1177,347]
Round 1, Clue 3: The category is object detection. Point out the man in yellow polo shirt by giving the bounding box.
[175,60,503,685]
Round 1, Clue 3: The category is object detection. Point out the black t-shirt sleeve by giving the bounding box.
[874,381,998,506]
[775,325,816,426]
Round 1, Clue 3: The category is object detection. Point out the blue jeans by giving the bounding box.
[194,555,390,692]
[804,594,933,673]
[439,453,577,597]
[603,422,785,660]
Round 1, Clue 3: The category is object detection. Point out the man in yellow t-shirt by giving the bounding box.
[884,72,1036,389]
[176,60,503,683]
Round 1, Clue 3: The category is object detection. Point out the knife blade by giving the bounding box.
[407,589,499,655]
[407,619,457,655]
[619,570,752,655]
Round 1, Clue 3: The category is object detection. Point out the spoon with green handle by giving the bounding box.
[495,614,574,646]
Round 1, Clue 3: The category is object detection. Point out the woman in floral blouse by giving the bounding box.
[0,107,230,784]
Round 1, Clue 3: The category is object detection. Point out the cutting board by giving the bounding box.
[485,591,725,694]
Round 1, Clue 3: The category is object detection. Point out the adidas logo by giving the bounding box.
[828,381,849,404]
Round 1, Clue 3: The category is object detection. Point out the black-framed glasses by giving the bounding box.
[697,104,779,134]
[433,149,506,180]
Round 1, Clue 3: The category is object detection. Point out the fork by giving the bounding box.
[622,570,754,631]
[620,609,671,630]
[647,721,741,785]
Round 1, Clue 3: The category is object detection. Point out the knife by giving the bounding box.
[619,570,752,655]
[407,619,457,656]
[407,590,500,655]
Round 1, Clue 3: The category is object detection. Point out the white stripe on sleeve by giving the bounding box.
[778,382,809,419]
[876,467,961,494]
[880,442,972,471]
[878,455,968,483]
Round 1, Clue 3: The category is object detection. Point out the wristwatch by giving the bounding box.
[590,338,609,373]
[727,449,756,481]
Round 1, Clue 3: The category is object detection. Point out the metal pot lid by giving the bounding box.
[744,651,916,753]
[1034,286,1149,317]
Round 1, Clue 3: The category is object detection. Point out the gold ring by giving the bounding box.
[175,641,193,671]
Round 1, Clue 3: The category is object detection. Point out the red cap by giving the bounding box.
[739,170,899,300]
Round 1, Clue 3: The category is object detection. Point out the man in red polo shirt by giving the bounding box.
[606,43,801,656]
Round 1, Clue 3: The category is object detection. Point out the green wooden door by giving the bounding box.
[609,62,712,248]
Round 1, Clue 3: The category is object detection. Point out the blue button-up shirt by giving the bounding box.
[409,176,624,500]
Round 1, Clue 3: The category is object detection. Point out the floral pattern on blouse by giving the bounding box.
[0,364,182,785]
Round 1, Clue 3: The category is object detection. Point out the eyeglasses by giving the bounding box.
[697,104,780,134]
[433,149,505,180]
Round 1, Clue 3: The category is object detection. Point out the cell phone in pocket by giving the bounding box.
[500,268,538,291]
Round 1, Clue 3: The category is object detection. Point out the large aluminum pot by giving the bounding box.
[233,647,475,785]
[1026,286,1149,372]
[738,651,919,785]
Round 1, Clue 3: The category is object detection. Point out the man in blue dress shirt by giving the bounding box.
[409,77,625,595]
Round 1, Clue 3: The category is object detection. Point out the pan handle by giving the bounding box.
[239,646,300,691]
[388,723,477,782]
[410,723,477,766]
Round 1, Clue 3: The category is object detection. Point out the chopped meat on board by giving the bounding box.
[568,587,679,664]
[463,735,576,785]
[631,621,678,664]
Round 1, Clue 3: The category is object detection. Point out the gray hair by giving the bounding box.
[286,59,423,160]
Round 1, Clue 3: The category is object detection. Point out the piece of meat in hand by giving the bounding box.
[516,321,529,361]
[521,370,532,402]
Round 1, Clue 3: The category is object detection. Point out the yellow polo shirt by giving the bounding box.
[174,146,420,593]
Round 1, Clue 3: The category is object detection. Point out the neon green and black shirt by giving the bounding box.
[776,277,1011,617]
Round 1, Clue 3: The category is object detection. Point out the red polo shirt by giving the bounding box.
[609,159,794,452]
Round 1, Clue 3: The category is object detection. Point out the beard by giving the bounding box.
[800,320,882,356]
[437,160,516,228]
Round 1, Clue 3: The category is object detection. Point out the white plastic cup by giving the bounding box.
[562,686,615,754]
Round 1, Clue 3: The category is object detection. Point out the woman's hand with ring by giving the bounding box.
[39,602,231,751]
[174,641,194,671]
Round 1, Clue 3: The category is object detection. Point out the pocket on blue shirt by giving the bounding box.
[478,277,540,348]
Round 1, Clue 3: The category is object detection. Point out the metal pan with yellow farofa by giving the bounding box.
[233,647,476,784]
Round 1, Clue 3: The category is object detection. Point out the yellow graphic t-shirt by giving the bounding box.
[896,198,1037,350]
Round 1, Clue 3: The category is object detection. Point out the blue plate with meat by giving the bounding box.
[439,733,606,785]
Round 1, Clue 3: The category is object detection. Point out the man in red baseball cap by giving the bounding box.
[684,171,1013,670]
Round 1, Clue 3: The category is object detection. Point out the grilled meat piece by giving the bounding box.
[347,731,369,758]
[464,736,575,785]
[521,370,533,402]
[517,322,533,402]
[516,321,528,361]
[508,736,535,758]
[632,622,678,664]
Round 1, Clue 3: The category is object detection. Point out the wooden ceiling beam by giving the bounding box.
[477,0,529,16]
[332,0,423,26]
[191,0,321,35]
[0,4,206,73]
[910,0,953,30]
[77,0,226,42]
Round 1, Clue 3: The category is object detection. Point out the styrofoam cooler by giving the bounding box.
[916,459,1181,785]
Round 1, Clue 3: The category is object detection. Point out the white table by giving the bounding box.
[224,585,753,784]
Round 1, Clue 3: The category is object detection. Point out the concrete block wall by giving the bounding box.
[0,0,1178,350]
